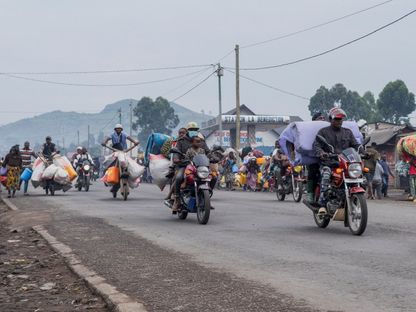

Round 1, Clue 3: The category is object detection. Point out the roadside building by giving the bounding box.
[201,105,302,155]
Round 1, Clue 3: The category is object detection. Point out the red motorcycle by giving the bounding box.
[303,135,369,236]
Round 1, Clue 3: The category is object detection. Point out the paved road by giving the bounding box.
[9,183,416,312]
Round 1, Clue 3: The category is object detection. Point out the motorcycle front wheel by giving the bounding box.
[121,180,129,201]
[347,193,368,236]
[84,176,90,192]
[197,189,211,225]
[292,180,303,202]
[276,184,285,201]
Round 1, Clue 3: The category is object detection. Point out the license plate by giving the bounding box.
[345,178,364,184]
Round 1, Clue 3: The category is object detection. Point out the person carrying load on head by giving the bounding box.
[19,141,37,195]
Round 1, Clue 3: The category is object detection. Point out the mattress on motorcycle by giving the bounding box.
[279,120,363,165]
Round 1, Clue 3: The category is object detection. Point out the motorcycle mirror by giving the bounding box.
[362,136,371,146]
[316,135,335,154]
[169,148,184,156]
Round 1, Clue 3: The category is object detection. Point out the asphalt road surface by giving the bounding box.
[8,183,416,312]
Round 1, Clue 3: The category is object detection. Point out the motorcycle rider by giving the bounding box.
[71,146,83,164]
[171,122,209,212]
[74,147,94,187]
[41,136,57,159]
[102,124,139,194]
[102,124,139,151]
[313,108,359,213]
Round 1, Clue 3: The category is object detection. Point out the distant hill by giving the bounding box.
[0,99,211,154]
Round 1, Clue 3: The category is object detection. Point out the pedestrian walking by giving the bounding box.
[2,145,23,198]
[380,154,395,197]
[364,143,380,199]
[372,161,384,199]
[20,141,37,195]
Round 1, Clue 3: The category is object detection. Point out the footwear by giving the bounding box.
[318,207,327,215]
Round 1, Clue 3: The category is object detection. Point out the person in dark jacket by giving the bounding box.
[2,145,23,198]
[313,108,359,211]
[41,136,56,159]
[171,122,209,212]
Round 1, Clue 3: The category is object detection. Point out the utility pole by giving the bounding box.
[217,63,224,147]
[87,125,90,150]
[235,44,241,150]
[77,130,80,146]
[118,108,122,124]
[129,100,133,156]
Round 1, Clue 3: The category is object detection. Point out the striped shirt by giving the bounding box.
[20,148,35,168]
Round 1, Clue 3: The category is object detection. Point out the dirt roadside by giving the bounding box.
[0,202,109,312]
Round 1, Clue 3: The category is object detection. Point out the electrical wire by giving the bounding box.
[241,0,394,49]
[162,66,215,96]
[1,67,212,87]
[231,9,416,71]
[0,64,212,75]
[170,71,216,103]
[225,69,309,101]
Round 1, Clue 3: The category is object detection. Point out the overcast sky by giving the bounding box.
[0,0,415,125]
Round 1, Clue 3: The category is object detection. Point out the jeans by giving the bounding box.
[372,180,382,199]
[409,175,416,198]
[382,175,389,196]
[174,167,185,197]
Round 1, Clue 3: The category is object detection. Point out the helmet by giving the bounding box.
[328,107,347,120]
[186,122,199,130]
[114,124,123,130]
[77,146,82,151]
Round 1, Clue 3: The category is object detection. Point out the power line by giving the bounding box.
[231,9,416,71]
[162,66,214,96]
[1,67,211,87]
[225,69,309,101]
[241,0,394,49]
[170,71,216,103]
[0,64,212,75]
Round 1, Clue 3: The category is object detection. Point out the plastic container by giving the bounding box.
[20,168,33,181]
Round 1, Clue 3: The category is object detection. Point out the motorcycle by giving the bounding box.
[167,149,212,224]
[275,164,306,202]
[76,159,92,192]
[103,145,137,200]
[39,153,72,196]
[303,135,369,236]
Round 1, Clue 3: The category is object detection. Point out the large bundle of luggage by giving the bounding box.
[397,134,416,157]
[144,133,171,166]
[31,154,77,190]
[279,121,363,165]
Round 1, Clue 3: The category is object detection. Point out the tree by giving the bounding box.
[308,86,333,116]
[377,80,415,124]
[309,84,379,122]
[132,96,179,142]
[362,91,380,123]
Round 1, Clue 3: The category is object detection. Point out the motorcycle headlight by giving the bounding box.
[83,165,90,171]
[294,165,302,173]
[348,163,362,178]
[197,166,209,179]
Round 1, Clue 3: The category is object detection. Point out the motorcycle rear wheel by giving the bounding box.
[197,190,211,225]
[347,193,368,236]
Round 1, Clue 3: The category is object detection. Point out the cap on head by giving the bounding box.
[328,107,347,120]
[77,146,82,151]
[312,112,326,121]
[114,124,123,130]
[186,122,199,130]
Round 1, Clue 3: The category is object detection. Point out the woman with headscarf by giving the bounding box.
[2,145,23,198]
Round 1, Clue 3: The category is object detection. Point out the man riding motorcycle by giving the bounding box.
[312,108,360,214]
[102,124,139,193]
[171,122,209,212]
[73,147,94,188]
